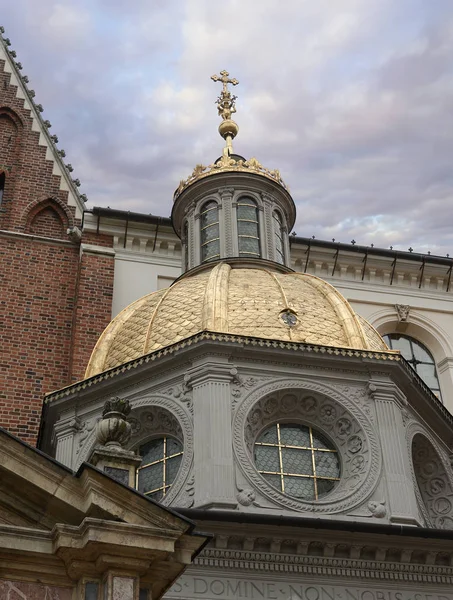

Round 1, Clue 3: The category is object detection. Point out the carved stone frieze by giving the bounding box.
[162,374,193,413]
[231,371,272,407]
[233,379,381,514]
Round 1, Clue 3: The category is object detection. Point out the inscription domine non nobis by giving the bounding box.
[166,576,451,600]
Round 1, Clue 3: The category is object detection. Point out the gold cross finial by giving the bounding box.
[211,70,240,156]
[211,70,239,95]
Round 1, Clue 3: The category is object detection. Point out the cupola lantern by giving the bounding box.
[172,71,296,272]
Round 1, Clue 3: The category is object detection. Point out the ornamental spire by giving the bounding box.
[211,70,239,156]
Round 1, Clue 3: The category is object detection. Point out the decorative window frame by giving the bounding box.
[232,190,264,258]
[232,379,382,514]
[406,422,453,529]
[77,396,193,506]
[272,209,286,265]
[198,198,221,264]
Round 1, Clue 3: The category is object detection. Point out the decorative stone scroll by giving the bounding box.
[233,379,381,514]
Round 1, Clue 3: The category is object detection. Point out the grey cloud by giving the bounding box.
[2,0,453,255]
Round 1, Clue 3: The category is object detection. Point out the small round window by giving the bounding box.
[137,436,183,501]
[254,423,340,500]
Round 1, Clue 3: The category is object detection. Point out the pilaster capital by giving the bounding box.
[52,415,82,442]
[260,191,273,205]
[186,361,238,386]
[437,356,453,374]
[218,186,235,198]
[368,380,407,406]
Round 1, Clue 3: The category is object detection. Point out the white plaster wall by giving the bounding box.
[112,254,181,317]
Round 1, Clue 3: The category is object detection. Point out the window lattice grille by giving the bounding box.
[137,436,183,501]
[237,197,261,258]
[200,201,220,262]
[254,423,340,500]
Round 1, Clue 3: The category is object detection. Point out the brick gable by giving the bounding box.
[0,37,114,444]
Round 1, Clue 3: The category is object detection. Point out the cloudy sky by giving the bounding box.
[2,1,453,254]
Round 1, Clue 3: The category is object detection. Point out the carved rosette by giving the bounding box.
[232,379,382,514]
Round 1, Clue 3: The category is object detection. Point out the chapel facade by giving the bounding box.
[2,27,453,600]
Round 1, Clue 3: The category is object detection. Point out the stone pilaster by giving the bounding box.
[369,380,420,525]
[191,361,236,508]
[261,192,274,262]
[53,414,81,468]
[219,187,235,257]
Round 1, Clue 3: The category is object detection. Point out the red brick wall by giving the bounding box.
[0,57,115,444]
[0,235,79,442]
[70,244,115,382]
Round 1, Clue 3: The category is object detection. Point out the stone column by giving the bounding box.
[369,380,420,525]
[191,361,237,508]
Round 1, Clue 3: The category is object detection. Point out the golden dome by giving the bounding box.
[86,263,389,378]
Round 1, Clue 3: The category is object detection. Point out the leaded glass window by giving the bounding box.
[200,200,220,262]
[237,197,261,258]
[383,334,442,400]
[137,436,183,501]
[273,210,285,264]
[254,423,340,500]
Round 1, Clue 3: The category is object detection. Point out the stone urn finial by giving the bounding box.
[96,397,132,449]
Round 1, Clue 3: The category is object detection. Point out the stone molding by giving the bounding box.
[193,547,453,584]
[232,378,381,514]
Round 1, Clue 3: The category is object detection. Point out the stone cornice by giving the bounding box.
[195,547,453,585]
[44,331,402,403]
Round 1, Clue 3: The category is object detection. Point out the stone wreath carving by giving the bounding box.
[233,379,381,514]
[411,430,453,530]
[76,395,193,507]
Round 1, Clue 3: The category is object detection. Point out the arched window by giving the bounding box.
[383,334,442,400]
[0,172,5,205]
[237,197,261,258]
[200,200,220,262]
[273,210,285,264]
[137,435,184,501]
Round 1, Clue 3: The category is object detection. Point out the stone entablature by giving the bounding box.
[165,520,453,600]
[290,241,453,294]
